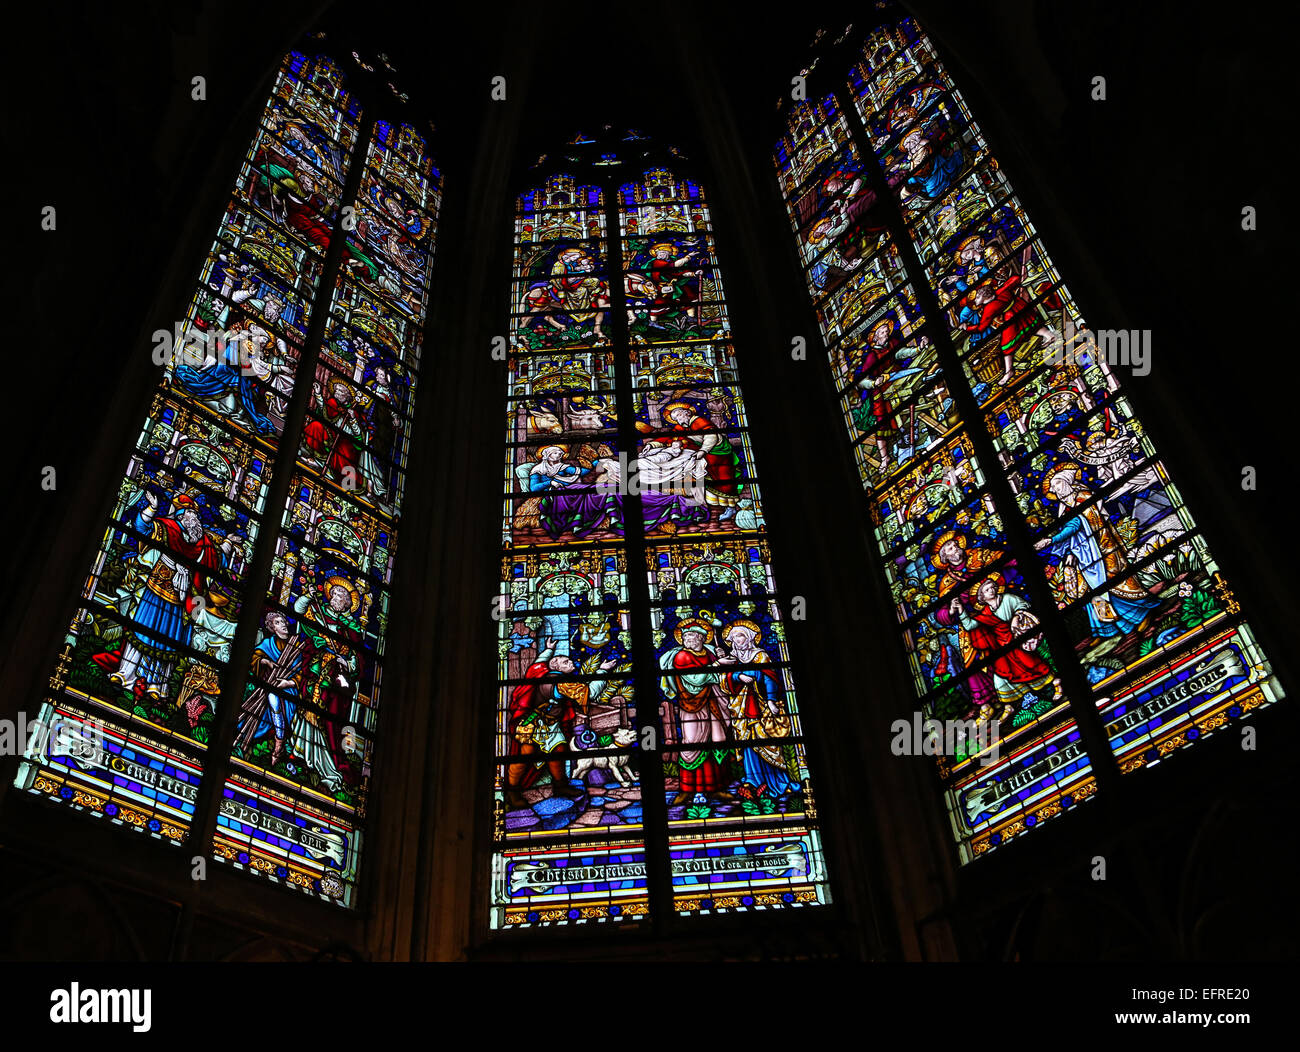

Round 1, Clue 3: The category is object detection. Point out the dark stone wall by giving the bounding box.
[3,0,1291,961]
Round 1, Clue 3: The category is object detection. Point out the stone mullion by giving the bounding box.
[602,181,676,931]
[180,109,381,941]
[834,82,1123,793]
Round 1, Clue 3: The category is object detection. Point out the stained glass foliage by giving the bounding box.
[774,11,1283,861]
[494,148,830,929]
[15,52,362,841]
[217,116,441,907]
[498,171,648,926]
[20,50,442,910]
[775,88,1092,862]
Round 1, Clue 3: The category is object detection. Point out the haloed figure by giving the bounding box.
[660,619,736,804]
[718,621,795,796]
[657,402,743,524]
[109,493,230,699]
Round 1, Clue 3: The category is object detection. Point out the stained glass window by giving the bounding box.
[774,8,1285,862]
[492,137,831,928]
[17,44,440,908]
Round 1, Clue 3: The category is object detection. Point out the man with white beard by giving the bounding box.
[239,322,296,420]
[660,617,735,804]
[110,493,236,700]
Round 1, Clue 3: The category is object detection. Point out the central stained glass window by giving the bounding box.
[490,133,832,928]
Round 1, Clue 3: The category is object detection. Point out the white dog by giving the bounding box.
[569,727,639,786]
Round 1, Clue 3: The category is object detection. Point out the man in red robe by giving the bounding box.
[962,273,1036,385]
[848,318,912,470]
[104,493,230,699]
[949,576,1061,720]
[643,241,704,320]
[504,639,615,808]
[659,619,735,804]
[652,402,743,522]
[250,149,377,279]
[301,380,364,483]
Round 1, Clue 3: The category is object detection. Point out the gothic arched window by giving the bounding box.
[17,42,441,908]
[492,132,831,929]
[773,9,1284,862]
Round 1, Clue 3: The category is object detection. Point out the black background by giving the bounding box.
[7,0,1285,589]
[0,0,1290,971]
